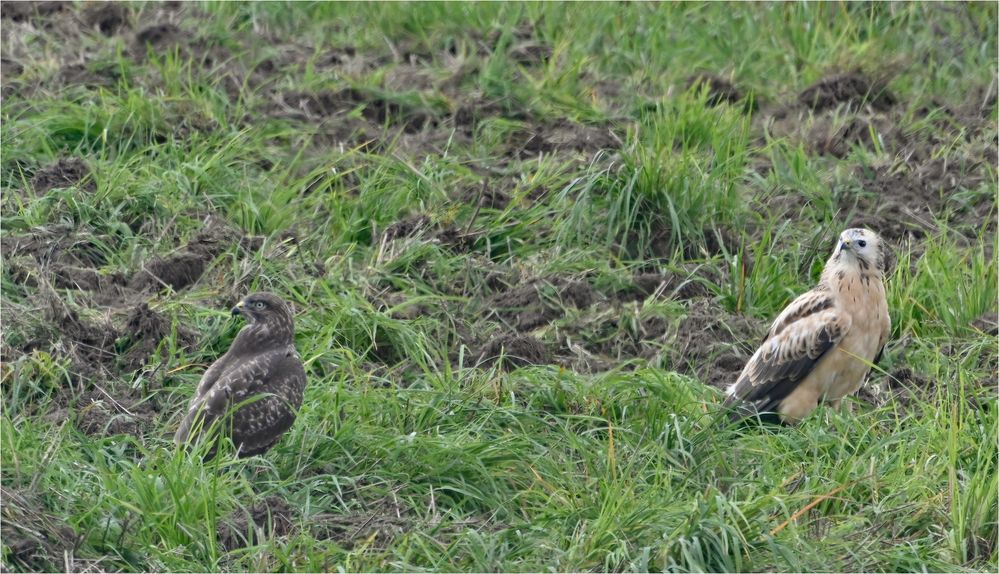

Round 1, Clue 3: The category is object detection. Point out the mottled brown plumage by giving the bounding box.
[175,292,306,457]
[724,229,891,423]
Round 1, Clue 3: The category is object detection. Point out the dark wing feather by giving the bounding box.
[723,290,850,420]
[174,349,305,456]
[872,310,892,367]
[191,345,238,401]
[766,289,835,339]
[225,353,306,457]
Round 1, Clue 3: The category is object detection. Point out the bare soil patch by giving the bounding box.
[28,157,93,194]
[805,113,904,159]
[130,217,260,292]
[48,297,178,382]
[672,299,763,390]
[1,1,69,24]
[3,217,249,384]
[311,497,411,551]
[508,40,553,66]
[847,157,992,242]
[457,181,512,210]
[614,271,712,304]
[69,385,159,439]
[1,487,78,573]
[487,277,594,332]
[551,269,724,373]
[453,93,532,130]
[43,293,119,379]
[377,213,479,255]
[798,72,896,112]
[970,311,998,336]
[132,22,183,54]
[643,223,745,263]
[129,252,207,292]
[269,88,437,134]
[51,264,126,293]
[81,2,130,36]
[685,73,754,109]
[56,61,121,89]
[119,302,196,373]
[515,119,620,158]
[1,225,109,270]
[477,334,552,370]
[554,303,669,370]
[217,495,295,552]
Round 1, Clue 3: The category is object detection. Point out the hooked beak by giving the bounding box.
[840,238,852,252]
[231,301,244,316]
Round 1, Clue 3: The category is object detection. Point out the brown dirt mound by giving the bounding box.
[970,311,998,336]
[645,224,744,262]
[1,57,24,84]
[271,89,436,133]
[807,114,904,159]
[120,303,195,373]
[847,157,991,242]
[81,2,129,36]
[46,296,119,379]
[57,61,121,89]
[6,257,125,297]
[477,334,551,370]
[1,487,77,573]
[508,41,552,66]
[217,495,295,552]
[51,264,125,293]
[798,72,896,112]
[453,93,532,130]
[458,181,511,210]
[132,22,182,52]
[863,365,995,416]
[377,214,478,254]
[516,120,620,158]
[312,499,411,551]
[2,273,119,380]
[129,217,258,292]
[380,214,432,243]
[189,217,262,258]
[488,277,595,332]
[672,299,763,390]
[616,271,712,303]
[553,268,730,372]
[1,1,68,23]
[72,386,159,438]
[29,157,93,194]
[129,252,207,292]
[1,225,109,269]
[555,303,669,366]
[12,281,189,383]
[858,366,933,412]
[130,20,235,72]
[685,73,752,108]
[884,367,930,393]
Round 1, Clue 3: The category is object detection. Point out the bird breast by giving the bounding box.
[822,270,888,400]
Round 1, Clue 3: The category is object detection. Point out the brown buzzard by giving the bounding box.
[175,292,306,457]
[724,228,891,423]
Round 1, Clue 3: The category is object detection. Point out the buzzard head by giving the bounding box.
[833,228,888,275]
[231,292,295,341]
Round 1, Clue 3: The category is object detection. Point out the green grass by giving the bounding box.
[2,1,996,572]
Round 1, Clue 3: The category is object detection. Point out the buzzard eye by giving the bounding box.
[857,240,867,248]
[253,301,266,310]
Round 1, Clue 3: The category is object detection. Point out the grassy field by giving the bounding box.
[1,1,996,572]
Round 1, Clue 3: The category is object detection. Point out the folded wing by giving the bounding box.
[723,289,851,419]
[174,349,304,456]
